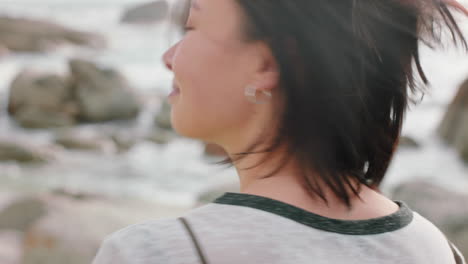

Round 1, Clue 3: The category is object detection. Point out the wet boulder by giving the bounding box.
[21,194,191,264]
[0,141,48,163]
[0,197,46,232]
[397,136,421,149]
[69,59,140,122]
[437,78,468,163]
[0,16,105,53]
[154,99,172,130]
[7,70,77,128]
[121,1,169,24]
[54,129,117,153]
[391,180,468,258]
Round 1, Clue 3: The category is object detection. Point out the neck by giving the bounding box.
[229,149,398,220]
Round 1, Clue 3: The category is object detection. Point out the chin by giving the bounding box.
[171,112,205,140]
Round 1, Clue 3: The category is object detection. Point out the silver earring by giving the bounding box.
[244,85,272,104]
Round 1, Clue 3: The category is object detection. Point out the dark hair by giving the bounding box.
[181,0,468,207]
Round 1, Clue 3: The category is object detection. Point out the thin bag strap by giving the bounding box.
[448,240,466,264]
[179,217,208,264]
[178,216,464,264]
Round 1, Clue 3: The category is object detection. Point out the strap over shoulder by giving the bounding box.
[448,241,466,264]
[178,215,464,264]
[179,217,209,264]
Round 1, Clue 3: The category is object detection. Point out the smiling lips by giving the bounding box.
[168,81,180,97]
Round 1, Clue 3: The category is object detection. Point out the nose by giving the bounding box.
[163,42,179,71]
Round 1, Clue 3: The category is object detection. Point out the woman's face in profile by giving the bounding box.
[162,0,265,144]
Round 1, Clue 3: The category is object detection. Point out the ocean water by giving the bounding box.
[0,0,467,206]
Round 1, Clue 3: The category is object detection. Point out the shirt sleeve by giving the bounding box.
[90,218,187,264]
[92,235,129,264]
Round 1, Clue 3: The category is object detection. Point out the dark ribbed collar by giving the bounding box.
[213,192,413,235]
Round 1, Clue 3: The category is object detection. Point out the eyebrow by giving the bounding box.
[191,0,201,11]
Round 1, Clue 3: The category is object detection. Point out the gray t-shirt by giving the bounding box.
[92,192,465,264]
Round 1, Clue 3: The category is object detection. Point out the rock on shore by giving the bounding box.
[0,16,105,53]
[438,77,468,163]
[0,191,192,264]
[391,180,468,258]
[0,140,49,163]
[7,70,77,128]
[69,59,140,122]
[121,1,169,24]
[7,59,141,129]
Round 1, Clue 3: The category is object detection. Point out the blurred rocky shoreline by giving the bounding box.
[0,0,467,263]
[0,1,232,262]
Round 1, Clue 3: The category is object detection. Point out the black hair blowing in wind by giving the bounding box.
[212,0,468,208]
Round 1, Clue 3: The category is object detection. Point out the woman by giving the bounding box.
[93,0,467,263]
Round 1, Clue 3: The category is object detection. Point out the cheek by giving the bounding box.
[170,36,251,140]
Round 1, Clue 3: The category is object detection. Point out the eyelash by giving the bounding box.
[184,26,194,32]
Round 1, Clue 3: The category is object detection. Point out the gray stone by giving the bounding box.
[21,194,191,264]
[0,16,105,53]
[51,188,102,201]
[13,108,76,129]
[398,136,420,149]
[7,70,77,128]
[145,129,176,144]
[438,78,468,163]
[121,1,169,24]
[54,129,116,153]
[391,180,468,257]
[69,59,141,122]
[454,113,468,162]
[0,197,46,232]
[8,60,142,128]
[154,99,172,130]
[168,0,190,28]
[110,131,139,152]
[0,141,48,163]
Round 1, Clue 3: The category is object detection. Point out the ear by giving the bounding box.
[251,42,280,93]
